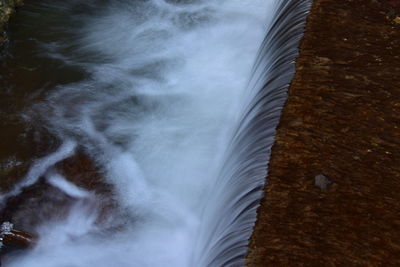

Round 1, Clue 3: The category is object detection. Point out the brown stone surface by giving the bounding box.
[248,0,400,266]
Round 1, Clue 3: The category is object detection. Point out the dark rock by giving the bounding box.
[0,153,116,234]
[314,174,333,190]
[0,222,35,249]
[1,179,78,233]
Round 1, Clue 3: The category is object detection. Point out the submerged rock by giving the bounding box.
[0,153,116,235]
[0,221,34,249]
[0,151,128,262]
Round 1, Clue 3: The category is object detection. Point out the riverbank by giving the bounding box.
[0,0,23,45]
[247,0,400,265]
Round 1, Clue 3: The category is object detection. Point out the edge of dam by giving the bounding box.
[248,0,400,265]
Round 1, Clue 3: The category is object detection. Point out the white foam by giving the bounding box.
[46,172,91,199]
[0,140,76,203]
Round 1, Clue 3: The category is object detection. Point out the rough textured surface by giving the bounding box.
[248,0,400,265]
[0,0,23,44]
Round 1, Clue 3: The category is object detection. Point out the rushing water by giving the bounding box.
[0,0,310,266]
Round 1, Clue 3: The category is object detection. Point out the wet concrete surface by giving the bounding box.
[248,0,400,266]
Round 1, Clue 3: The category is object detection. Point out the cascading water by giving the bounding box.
[192,1,312,266]
[1,0,310,266]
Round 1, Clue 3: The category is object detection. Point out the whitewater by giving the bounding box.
[1,0,310,266]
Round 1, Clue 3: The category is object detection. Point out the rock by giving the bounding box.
[314,174,333,191]
[0,222,34,249]
[1,179,81,233]
[0,153,116,234]
[0,0,24,46]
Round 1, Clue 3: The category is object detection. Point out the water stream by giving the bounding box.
[0,0,310,266]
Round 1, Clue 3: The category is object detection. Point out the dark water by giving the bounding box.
[0,2,78,167]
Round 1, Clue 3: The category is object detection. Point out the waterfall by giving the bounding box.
[1,0,311,266]
[191,1,311,266]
